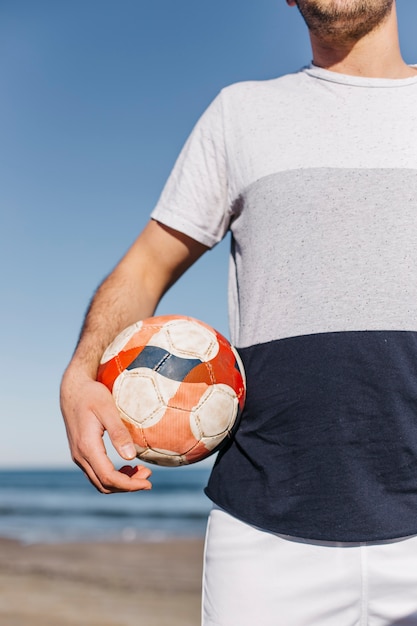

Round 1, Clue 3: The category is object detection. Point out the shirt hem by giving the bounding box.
[204,489,417,544]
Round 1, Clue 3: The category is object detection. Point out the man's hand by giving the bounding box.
[60,220,207,491]
[60,369,152,493]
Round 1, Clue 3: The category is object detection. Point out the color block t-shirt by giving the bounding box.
[151,65,417,541]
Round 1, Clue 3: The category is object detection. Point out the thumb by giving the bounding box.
[103,409,137,460]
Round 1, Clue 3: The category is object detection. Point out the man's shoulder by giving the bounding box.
[220,67,309,100]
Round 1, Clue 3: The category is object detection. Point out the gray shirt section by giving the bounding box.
[229,168,417,346]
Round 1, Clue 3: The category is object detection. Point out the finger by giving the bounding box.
[72,422,152,493]
[93,387,137,461]
[78,458,153,494]
[73,457,112,493]
[84,447,153,493]
[106,419,137,461]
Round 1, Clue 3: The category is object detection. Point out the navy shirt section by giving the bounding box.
[205,331,417,541]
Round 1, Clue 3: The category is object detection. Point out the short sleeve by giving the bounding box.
[150,91,230,248]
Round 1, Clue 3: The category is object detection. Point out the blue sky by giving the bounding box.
[1,1,416,468]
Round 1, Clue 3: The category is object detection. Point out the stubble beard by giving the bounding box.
[294,0,395,44]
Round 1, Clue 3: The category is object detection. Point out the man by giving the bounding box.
[61,1,417,623]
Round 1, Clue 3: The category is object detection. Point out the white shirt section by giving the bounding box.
[151,66,417,346]
[152,66,417,246]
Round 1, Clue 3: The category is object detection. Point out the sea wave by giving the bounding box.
[0,467,212,543]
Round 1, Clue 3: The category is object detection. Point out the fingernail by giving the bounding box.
[121,444,136,459]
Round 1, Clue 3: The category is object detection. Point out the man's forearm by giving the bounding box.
[69,268,156,379]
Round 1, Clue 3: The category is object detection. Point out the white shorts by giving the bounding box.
[202,506,417,626]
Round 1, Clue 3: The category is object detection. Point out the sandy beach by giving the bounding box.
[0,537,204,626]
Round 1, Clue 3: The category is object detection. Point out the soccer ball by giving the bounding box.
[97,315,246,466]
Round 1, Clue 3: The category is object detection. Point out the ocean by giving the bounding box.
[0,465,212,544]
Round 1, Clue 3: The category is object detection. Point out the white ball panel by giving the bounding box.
[100,321,144,362]
[139,448,186,467]
[114,370,179,426]
[149,320,219,361]
[151,370,183,405]
[190,384,238,439]
[199,433,231,452]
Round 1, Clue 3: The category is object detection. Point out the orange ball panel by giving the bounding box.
[125,406,199,455]
[170,380,211,412]
[123,321,166,352]
[98,346,143,391]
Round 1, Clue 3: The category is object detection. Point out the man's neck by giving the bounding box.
[309,5,416,79]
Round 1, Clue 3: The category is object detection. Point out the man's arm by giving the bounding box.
[60,219,208,493]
